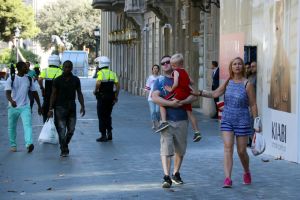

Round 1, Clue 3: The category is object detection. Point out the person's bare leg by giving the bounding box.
[161,155,171,176]
[222,131,234,178]
[187,111,199,132]
[236,136,250,172]
[173,153,183,174]
[160,106,167,122]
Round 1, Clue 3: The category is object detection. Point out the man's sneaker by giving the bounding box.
[27,144,34,153]
[172,172,183,184]
[223,177,232,188]
[96,136,108,142]
[10,147,17,152]
[162,175,172,188]
[107,131,112,141]
[243,172,251,185]
[155,122,169,133]
[60,151,68,157]
[193,132,202,142]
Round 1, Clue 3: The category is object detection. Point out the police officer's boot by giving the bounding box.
[107,130,112,141]
[96,133,108,142]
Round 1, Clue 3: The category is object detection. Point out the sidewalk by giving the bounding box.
[0,78,299,200]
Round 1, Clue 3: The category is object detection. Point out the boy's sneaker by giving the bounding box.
[223,177,232,188]
[193,132,202,142]
[162,175,172,188]
[172,172,183,184]
[27,144,34,153]
[151,125,156,130]
[155,122,169,133]
[243,172,251,185]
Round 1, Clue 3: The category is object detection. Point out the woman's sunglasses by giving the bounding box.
[161,60,170,65]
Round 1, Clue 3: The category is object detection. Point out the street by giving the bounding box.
[0,78,300,200]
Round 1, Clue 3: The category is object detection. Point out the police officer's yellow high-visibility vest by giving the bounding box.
[40,66,62,80]
[97,68,118,94]
[40,66,62,100]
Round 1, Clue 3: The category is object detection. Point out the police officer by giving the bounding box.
[38,55,62,122]
[93,56,119,142]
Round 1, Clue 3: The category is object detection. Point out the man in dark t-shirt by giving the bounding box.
[48,60,85,157]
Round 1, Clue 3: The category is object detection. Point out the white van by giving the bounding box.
[61,51,89,77]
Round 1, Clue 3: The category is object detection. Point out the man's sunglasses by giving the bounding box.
[161,60,170,65]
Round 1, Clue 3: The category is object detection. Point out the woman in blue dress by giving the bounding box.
[193,57,260,188]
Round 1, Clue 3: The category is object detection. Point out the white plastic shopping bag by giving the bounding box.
[251,132,266,156]
[253,117,262,130]
[38,118,59,144]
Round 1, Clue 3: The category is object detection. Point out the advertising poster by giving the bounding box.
[263,0,299,162]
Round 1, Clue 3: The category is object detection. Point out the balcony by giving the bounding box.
[124,0,146,13]
[92,0,125,11]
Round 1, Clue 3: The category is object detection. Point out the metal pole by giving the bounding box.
[95,37,99,58]
[16,39,19,62]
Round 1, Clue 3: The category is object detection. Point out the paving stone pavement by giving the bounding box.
[0,78,300,200]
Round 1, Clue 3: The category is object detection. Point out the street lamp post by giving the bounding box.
[94,26,100,58]
[14,27,20,62]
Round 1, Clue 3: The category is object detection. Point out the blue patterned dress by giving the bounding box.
[220,80,253,136]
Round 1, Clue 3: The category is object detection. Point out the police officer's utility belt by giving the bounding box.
[96,92,115,100]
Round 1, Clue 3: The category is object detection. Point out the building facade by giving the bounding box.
[92,0,220,115]
[93,0,300,163]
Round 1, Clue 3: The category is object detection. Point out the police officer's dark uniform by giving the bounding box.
[38,55,62,122]
[94,56,119,142]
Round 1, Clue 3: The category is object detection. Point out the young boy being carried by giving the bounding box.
[155,53,202,142]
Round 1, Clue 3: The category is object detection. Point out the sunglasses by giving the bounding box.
[161,60,170,65]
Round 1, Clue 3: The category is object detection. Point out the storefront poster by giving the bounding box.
[262,0,299,162]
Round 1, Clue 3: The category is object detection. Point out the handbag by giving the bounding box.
[251,132,266,156]
[38,118,59,144]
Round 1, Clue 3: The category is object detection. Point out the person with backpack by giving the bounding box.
[5,61,42,153]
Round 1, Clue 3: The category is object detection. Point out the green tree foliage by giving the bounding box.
[37,0,101,51]
[0,48,13,63]
[0,0,40,42]
[19,48,40,63]
[0,48,40,64]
